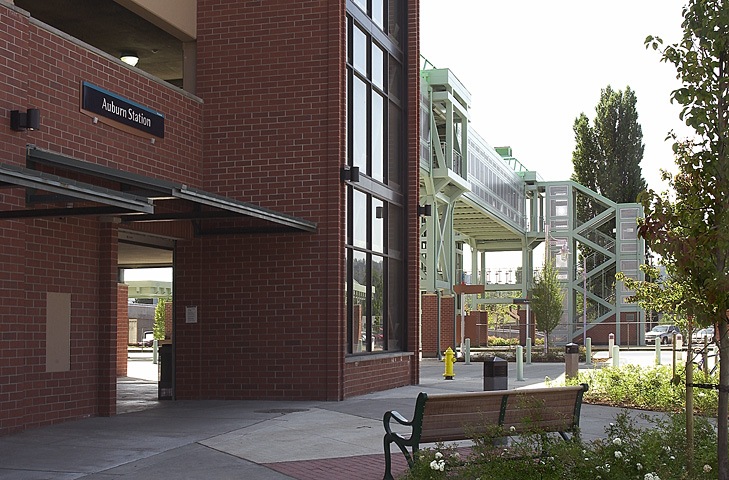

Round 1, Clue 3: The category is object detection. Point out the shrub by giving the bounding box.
[397,411,717,479]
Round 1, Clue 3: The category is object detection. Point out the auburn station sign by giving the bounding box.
[80,81,165,139]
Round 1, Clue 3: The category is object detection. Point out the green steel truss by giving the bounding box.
[420,67,646,345]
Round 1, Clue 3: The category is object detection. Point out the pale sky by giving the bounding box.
[420,0,693,191]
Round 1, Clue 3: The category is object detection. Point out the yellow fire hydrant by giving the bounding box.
[442,346,455,380]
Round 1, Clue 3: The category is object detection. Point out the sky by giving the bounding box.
[420,0,693,191]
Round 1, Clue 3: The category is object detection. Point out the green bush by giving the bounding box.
[487,336,519,346]
[564,364,718,416]
[397,411,717,480]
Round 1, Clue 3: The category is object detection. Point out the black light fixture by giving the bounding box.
[418,204,432,217]
[10,109,40,131]
[341,165,360,182]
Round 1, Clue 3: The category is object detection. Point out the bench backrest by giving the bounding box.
[416,385,587,444]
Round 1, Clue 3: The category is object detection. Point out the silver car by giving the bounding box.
[645,325,681,344]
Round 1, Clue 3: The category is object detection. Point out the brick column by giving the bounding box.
[116,283,128,377]
[421,294,455,357]
[98,219,118,416]
[517,308,536,346]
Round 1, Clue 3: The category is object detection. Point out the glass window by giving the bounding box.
[387,0,402,46]
[372,92,384,182]
[352,250,368,353]
[353,76,368,172]
[372,44,384,91]
[346,7,406,355]
[353,25,368,75]
[353,189,367,249]
[388,102,402,189]
[373,0,384,30]
[373,197,384,253]
[372,254,384,351]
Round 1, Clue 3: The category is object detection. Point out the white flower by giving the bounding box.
[430,460,438,470]
[510,425,516,432]
[435,452,443,459]
[704,464,713,472]
[663,445,671,453]
[614,450,623,459]
[670,455,675,460]
[612,437,622,446]
[636,462,642,471]
[453,452,460,459]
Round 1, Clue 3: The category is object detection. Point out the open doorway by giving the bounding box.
[117,232,174,413]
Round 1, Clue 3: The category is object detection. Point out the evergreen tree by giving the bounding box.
[153,298,168,340]
[571,85,647,204]
[531,258,566,353]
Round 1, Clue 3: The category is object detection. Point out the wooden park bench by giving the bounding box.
[382,384,589,480]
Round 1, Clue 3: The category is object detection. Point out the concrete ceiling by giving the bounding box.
[14,0,183,85]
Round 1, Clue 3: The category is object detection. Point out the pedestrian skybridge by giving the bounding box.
[419,64,645,345]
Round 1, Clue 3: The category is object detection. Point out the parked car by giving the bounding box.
[645,324,681,344]
[692,326,715,344]
[139,331,154,347]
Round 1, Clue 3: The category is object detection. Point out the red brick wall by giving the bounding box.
[421,294,456,357]
[517,309,537,345]
[0,3,202,434]
[117,283,129,377]
[579,313,642,346]
[164,301,173,340]
[456,311,489,347]
[343,354,414,398]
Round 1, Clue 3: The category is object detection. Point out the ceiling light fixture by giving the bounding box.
[120,52,139,67]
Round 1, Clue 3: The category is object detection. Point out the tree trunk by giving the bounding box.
[718,319,729,480]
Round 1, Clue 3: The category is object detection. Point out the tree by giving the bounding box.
[642,1,729,477]
[153,298,168,340]
[531,258,566,353]
[571,85,647,205]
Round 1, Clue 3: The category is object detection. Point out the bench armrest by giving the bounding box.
[383,410,413,435]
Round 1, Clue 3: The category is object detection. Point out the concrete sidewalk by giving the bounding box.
[0,359,632,480]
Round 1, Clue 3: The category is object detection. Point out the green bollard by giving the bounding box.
[612,345,620,368]
[153,339,158,365]
[465,338,471,365]
[585,337,592,365]
[526,337,532,365]
[655,339,661,365]
[516,345,524,381]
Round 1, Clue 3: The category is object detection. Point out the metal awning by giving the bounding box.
[0,145,316,234]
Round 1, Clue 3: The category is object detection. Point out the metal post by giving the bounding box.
[585,337,592,365]
[612,345,620,368]
[465,338,471,365]
[655,339,661,365]
[153,339,158,364]
[583,256,587,346]
[516,345,524,381]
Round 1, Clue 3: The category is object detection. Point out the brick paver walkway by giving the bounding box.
[264,453,408,480]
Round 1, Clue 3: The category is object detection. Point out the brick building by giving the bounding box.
[0,0,420,435]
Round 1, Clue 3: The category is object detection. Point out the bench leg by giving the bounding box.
[383,435,395,480]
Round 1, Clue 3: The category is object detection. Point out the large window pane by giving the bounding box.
[372,44,384,91]
[387,0,403,46]
[372,92,384,182]
[372,254,384,351]
[373,0,384,30]
[388,55,402,103]
[353,25,368,75]
[388,102,402,189]
[353,76,368,172]
[352,251,368,353]
[388,204,402,258]
[353,189,367,249]
[373,198,384,253]
[387,259,403,350]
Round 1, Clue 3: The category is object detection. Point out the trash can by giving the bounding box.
[565,343,579,380]
[158,343,173,400]
[484,356,508,391]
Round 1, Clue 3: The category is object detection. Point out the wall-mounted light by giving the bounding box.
[341,166,360,182]
[120,51,139,67]
[418,204,432,217]
[10,109,40,131]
